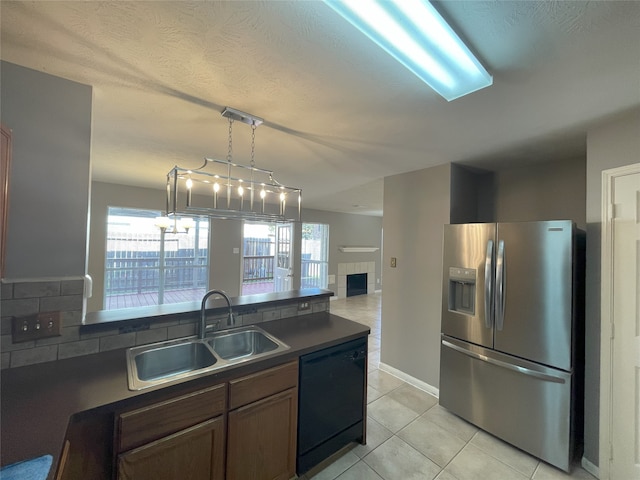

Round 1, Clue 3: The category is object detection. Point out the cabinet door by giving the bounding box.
[117,416,225,480]
[118,383,226,452]
[227,388,297,480]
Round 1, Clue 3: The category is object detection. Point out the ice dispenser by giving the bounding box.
[448,267,476,315]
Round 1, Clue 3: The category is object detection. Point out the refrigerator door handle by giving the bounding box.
[495,239,506,331]
[441,340,566,384]
[484,239,494,329]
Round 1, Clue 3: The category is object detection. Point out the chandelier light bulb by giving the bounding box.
[185,178,193,207]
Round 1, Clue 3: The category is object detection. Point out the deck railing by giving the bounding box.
[301,259,327,289]
[105,251,208,294]
[106,248,326,299]
[242,255,274,282]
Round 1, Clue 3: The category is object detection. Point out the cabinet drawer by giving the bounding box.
[117,383,226,452]
[229,360,298,410]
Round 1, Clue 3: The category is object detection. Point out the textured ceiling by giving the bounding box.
[1,1,639,216]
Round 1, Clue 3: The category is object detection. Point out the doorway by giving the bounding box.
[599,163,640,479]
[275,223,294,292]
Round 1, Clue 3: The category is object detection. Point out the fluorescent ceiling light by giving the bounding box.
[324,0,493,101]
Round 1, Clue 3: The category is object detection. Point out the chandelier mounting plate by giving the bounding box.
[221,107,263,127]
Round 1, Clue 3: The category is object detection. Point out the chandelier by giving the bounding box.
[166,107,302,222]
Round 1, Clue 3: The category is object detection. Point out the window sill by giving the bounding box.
[81,288,334,332]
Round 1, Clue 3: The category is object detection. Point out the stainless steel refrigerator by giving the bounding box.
[439,220,584,472]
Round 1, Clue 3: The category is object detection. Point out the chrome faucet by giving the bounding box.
[199,289,235,339]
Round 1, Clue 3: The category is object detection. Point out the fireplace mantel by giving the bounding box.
[338,246,379,253]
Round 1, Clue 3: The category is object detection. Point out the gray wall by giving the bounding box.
[582,107,640,467]
[88,182,383,311]
[492,157,586,228]
[450,159,586,227]
[209,218,243,297]
[1,61,92,279]
[381,163,451,385]
[450,164,487,223]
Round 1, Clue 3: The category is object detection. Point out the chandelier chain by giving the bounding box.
[250,123,256,169]
[226,117,234,163]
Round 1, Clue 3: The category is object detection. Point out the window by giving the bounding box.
[242,222,276,295]
[301,223,329,289]
[105,207,209,309]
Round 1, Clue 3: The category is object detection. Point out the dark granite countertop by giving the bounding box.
[0,311,369,472]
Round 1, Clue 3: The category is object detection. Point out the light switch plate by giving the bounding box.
[12,311,62,343]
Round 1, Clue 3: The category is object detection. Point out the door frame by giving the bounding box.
[599,162,640,480]
[274,222,294,292]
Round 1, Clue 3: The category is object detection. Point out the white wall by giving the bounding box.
[583,107,640,467]
[1,61,92,279]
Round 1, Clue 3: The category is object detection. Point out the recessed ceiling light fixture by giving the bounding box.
[324,0,492,101]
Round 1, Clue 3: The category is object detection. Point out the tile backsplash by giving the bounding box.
[1,279,329,369]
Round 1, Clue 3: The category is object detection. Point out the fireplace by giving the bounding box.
[346,273,368,297]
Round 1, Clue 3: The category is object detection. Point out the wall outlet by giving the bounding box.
[12,311,62,343]
[298,302,310,311]
[390,257,397,268]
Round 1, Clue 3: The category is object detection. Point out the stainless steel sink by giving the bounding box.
[126,325,289,390]
[207,326,285,361]
[127,339,219,390]
[135,341,217,381]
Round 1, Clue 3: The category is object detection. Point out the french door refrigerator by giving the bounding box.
[439,220,584,472]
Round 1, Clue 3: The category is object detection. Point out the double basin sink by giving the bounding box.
[126,325,290,390]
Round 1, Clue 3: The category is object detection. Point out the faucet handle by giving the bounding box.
[204,320,222,335]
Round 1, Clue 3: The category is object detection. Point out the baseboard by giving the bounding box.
[378,362,439,398]
[581,456,599,479]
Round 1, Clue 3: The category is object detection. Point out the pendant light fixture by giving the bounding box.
[166,107,302,222]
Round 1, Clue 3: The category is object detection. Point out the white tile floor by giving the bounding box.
[302,292,596,480]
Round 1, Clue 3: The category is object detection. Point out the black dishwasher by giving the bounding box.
[297,337,367,474]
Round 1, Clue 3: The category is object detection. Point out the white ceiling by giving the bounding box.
[1,1,639,216]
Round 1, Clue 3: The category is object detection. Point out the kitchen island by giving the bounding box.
[1,294,369,479]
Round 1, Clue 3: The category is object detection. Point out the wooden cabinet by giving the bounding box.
[115,384,227,480]
[226,361,298,480]
[112,360,298,480]
[118,417,225,480]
